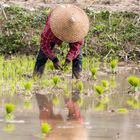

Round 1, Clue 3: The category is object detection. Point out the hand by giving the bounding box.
[53,61,62,70]
[63,59,70,68]
[52,57,62,70]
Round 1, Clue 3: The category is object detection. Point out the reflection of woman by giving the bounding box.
[35,93,88,140]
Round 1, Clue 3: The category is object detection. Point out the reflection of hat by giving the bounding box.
[50,4,89,43]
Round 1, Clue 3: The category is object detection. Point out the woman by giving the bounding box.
[33,4,89,79]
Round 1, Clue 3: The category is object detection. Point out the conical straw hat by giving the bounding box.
[50,4,89,43]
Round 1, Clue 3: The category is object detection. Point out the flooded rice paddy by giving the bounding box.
[0,58,140,140]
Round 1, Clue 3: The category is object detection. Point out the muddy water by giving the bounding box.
[0,66,140,140]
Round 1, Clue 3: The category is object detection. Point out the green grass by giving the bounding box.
[0,6,140,60]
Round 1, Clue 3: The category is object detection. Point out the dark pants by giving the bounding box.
[33,48,82,77]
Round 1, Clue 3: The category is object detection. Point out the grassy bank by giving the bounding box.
[0,6,140,60]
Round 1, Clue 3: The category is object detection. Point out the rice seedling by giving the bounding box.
[127,97,139,109]
[61,60,70,73]
[90,57,100,67]
[77,81,84,93]
[94,102,106,111]
[128,76,140,92]
[41,122,51,135]
[83,57,90,70]
[47,62,54,71]
[52,75,61,86]
[117,108,129,113]
[100,96,110,104]
[3,70,9,80]
[93,85,104,95]
[101,80,109,89]
[4,103,15,121]
[9,83,16,95]
[110,59,118,74]
[24,99,32,110]
[41,79,49,88]
[5,103,15,114]
[90,67,98,80]
[110,76,117,89]
[23,80,33,94]
[63,85,70,97]
[63,65,70,73]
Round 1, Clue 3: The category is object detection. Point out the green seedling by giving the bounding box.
[10,82,16,95]
[24,100,32,110]
[4,103,15,121]
[24,81,32,91]
[110,76,117,89]
[90,67,98,80]
[3,124,16,133]
[61,60,70,73]
[52,97,60,105]
[117,108,129,113]
[77,81,84,93]
[94,102,106,111]
[83,57,90,70]
[110,59,118,74]
[47,62,54,71]
[77,97,84,107]
[5,103,15,114]
[100,96,110,104]
[94,85,104,95]
[101,80,109,89]
[63,85,70,97]
[53,76,61,86]
[3,70,9,79]
[41,79,49,88]
[128,76,140,92]
[23,81,33,95]
[63,65,70,73]
[41,122,51,135]
[127,97,139,109]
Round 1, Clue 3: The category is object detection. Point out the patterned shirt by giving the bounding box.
[40,13,84,62]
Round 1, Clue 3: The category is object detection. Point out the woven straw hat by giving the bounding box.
[50,4,89,43]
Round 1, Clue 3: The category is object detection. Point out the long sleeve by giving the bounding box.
[66,40,84,61]
[40,12,62,61]
[41,35,56,60]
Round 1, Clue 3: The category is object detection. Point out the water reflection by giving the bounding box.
[36,93,88,140]
[3,123,16,133]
